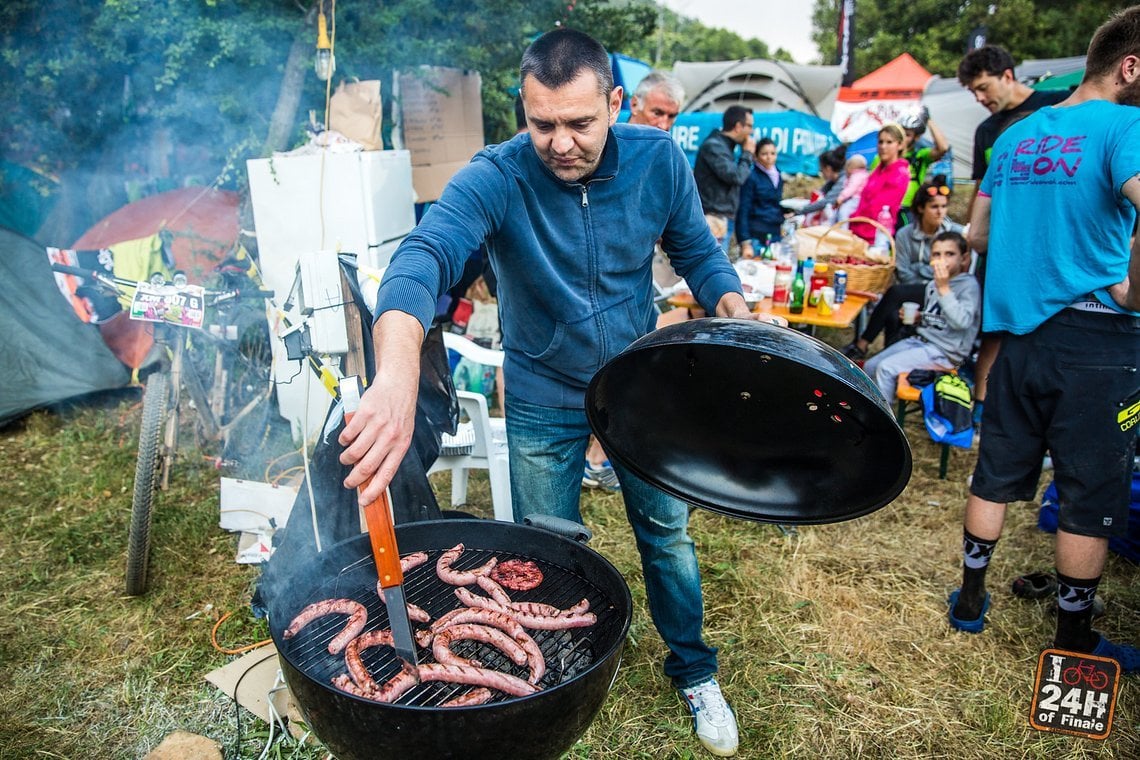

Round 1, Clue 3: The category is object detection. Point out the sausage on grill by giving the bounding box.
[432,623,528,668]
[283,599,367,655]
[441,687,493,707]
[436,543,498,586]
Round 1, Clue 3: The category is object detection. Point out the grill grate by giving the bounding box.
[280,546,622,707]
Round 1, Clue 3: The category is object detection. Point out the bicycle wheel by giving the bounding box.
[127,370,169,596]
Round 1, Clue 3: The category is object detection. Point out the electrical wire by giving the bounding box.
[229,650,278,760]
[211,610,272,655]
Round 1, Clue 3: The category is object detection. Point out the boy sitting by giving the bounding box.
[862,231,980,402]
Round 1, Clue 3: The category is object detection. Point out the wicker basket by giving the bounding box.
[809,216,897,294]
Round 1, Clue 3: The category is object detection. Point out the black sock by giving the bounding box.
[1053,572,1101,652]
[955,529,998,619]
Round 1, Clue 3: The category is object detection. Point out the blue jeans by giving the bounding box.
[505,393,718,688]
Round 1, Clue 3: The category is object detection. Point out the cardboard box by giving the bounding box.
[400,66,484,202]
[411,160,470,203]
[399,66,485,167]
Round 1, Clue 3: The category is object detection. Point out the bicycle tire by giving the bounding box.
[126,371,169,596]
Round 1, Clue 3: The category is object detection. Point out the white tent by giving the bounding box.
[672,59,844,118]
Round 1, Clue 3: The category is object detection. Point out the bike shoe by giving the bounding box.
[1011,571,1057,600]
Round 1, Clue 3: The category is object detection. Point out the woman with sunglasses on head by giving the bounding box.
[843,175,964,360]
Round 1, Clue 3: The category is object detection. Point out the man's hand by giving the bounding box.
[1108,275,1138,312]
[739,240,754,259]
[340,311,424,506]
[714,291,788,325]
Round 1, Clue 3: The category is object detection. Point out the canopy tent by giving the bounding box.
[672,59,844,118]
[0,226,130,426]
[846,52,933,99]
[1033,68,1083,91]
[831,53,934,142]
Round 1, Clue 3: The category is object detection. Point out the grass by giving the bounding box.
[1,386,1138,759]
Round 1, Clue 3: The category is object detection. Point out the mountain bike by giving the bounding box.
[51,258,275,595]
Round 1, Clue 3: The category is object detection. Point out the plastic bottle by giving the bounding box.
[808,262,829,307]
[874,205,892,250]
[781,218,799,260]
[772,262,793,306]
[789,261,806,314]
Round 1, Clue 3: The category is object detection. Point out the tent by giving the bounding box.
[672,59,844,118]
[72,187,242,369]
[830,53,934,142]
[0,226,130,426]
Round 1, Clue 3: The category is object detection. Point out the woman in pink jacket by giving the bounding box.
[849,123,910,244]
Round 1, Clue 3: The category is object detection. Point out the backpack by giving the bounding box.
[916,372,974,449]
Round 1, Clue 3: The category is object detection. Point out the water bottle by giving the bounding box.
[781,218,798,259]
[874,205,892,250]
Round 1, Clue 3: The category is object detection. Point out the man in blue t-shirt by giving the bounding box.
[947,7,1140,672]
[957,45,1069,425]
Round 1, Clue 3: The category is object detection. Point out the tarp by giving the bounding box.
[0,226,129,426]
[621,111,840,176]
[673,59,844,118]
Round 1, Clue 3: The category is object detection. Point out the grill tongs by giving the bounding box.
[341,377,420,681]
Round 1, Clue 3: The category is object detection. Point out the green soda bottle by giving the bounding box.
[789,261,806,314]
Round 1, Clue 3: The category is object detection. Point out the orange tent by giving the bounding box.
[72,187,241,369]
[839,53,933,102]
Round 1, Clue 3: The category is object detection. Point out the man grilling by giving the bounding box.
[340,28,762,757]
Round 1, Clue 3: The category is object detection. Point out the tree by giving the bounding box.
[810,0,1127,79]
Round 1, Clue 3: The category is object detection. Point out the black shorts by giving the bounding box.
[971,309,1140,538]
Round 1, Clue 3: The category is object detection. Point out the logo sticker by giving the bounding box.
[1030,648,1119,740]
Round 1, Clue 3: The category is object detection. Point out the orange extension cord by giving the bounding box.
[211,610,272,655]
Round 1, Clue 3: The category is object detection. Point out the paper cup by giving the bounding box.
[901,301,920,325]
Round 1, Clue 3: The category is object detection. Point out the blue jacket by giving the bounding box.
[375,123,742,408]
[736,164,784,243]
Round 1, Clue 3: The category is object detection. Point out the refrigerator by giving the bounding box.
[247,150,417,440]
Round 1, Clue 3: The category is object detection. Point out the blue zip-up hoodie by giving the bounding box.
[375,123,743,408]
[736,163,784,244]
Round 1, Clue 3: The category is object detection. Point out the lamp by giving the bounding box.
[315,8,335,81]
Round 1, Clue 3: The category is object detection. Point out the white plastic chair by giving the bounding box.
[433,333,511,521]
[428,390,513,521]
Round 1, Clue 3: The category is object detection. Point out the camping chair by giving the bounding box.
[428,390,513,521]
[896,371,952,480]
[433,332,512,521]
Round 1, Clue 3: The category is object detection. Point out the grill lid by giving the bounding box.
[586,318,912,524]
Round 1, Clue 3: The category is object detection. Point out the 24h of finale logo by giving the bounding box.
[1030,648,1120,740]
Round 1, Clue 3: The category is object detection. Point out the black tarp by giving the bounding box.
[0,226,129,426]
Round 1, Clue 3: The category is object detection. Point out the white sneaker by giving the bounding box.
[679,677,739,757]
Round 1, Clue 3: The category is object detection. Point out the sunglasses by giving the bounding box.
[925,185,951,197]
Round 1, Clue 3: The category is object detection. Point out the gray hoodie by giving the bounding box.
[916,272,980,365]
